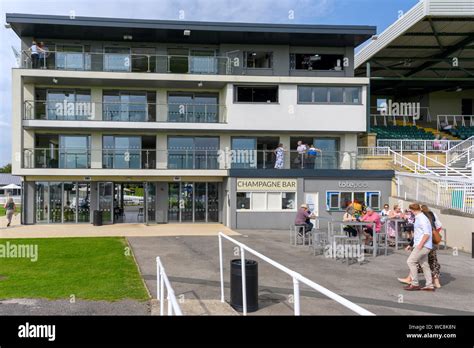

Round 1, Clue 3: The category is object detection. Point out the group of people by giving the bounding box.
[29,41,50,69]
[296,200,443,291]
[273,141,322,169]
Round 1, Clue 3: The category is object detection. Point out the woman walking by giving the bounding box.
[4,197,16,227]
[398,205,442,288]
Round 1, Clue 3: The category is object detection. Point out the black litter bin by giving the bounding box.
[230,259,258,312]
[93,210,103,226]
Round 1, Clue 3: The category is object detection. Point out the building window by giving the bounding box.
[235,86,278,103]
[290,53,344,71]
[244,52,273,69]
[326,191,381,211]
[297,86,362,104]
[237,192,296,211]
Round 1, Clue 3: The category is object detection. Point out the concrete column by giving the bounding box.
[220,134,231,169]
[156,88,167,122]
[91,133,102,168]
[156,182,168,223]
[22,129,35,168]
[156,133,167,169]
[280,135,291,169]
[91,87,102,121]
[23,181,36,224]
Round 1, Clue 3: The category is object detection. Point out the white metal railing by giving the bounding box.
[446,136,474,166]
[437,115,474,130]
[370,107,431,126]
[0,196,22,204]
[391,149,438,176]
[357,146,391,157]
[377,139,462,155]
[396,172,474,215]
[156,256,183,316]
[416,153,471,178]
[218,232,374,316]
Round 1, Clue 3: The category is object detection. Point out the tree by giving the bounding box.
[0,163,12,173]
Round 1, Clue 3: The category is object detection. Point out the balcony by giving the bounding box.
[22,149,358,170]
[21,51,232,75]
[229,150,357,170]
[23,100,227,123]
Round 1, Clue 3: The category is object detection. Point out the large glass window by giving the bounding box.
[167,136,219,169]
[35,182,49,223]
[235,86,278,103]
[326,191,381,211]
[168,182,219,222]
[59,135,90,169]
[103,90,155,122]
[103,136,142,169]
[44,89,92,120]
[297,86,362,104]
[104,47,131,72]
[168,92,219,123]
[244,52,273,69]
[56,45,91,71]
[237,192,297,211]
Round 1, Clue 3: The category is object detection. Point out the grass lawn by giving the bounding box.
[0,205,21,216]
[0,237,149,301]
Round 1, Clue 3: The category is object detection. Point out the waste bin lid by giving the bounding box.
[231,259,258,266]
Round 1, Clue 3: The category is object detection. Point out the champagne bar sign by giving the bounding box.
[236,178,297,192]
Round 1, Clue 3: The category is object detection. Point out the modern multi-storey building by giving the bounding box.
[7,13,395,229]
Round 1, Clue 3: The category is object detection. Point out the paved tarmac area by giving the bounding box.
[129,229,474,315]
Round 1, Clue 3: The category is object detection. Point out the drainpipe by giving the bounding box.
[366,62,371,133]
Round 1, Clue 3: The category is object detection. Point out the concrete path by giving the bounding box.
[0,298,150,315]
[128,229,474,316]
[0,215,238,238]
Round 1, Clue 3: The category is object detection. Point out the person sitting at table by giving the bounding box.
[360,207,381,246]
[387,205,406,245]
[294,204,315,234]
[343,206,358,237]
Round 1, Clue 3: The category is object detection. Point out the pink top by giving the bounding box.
[361,212,382,233]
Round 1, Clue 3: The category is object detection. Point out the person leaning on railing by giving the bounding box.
[28,41,40,69]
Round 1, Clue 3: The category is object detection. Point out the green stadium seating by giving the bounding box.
[372,126,436,140]
[448,126,474,140]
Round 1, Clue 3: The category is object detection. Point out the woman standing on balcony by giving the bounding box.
[274,143,285,169]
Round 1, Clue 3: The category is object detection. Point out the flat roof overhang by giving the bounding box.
[354,0,474,95]
[6,13,375,47]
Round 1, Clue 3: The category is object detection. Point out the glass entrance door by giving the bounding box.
[98,182,113,224]
[167,182,219,222]
[145,182,156,224]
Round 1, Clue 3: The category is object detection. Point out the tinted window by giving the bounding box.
[235,86,278,103]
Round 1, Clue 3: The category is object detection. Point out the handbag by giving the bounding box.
[432,227,442,245]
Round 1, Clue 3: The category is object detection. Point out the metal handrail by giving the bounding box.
[218,232,374,316]
[416,152,471,178]
[389,148,438,176]
[156,256,183,316]
[23,100,226,123]
[21,49,231,74]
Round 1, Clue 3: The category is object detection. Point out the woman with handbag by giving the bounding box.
[397,205,442,288]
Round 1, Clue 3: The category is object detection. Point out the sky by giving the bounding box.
[0,0,420,166]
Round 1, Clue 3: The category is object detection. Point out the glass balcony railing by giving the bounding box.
[21,51,232,74]
[22,149,358,170]
[23,100,227,123]
[23,148,91,169]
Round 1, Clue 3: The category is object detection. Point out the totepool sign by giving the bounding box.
[338,181,369,189]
